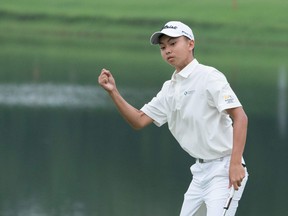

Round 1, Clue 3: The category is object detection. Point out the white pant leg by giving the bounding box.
[179,156,248,216]
[205,173,248,216]
[179,163,206,216]
[179,180,206,216]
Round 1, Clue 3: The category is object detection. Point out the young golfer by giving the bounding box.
[98,21,248,216]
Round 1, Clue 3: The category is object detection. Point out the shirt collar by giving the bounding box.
[171,59,199,81]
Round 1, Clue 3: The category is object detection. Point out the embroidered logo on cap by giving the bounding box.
[162,25,178,30]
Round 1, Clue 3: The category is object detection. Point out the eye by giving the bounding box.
[170,41,176,46]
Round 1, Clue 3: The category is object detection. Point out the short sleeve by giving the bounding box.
[206,70,242,112]
[140,82,169,127]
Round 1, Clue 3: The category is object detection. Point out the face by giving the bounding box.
[159,35,194,72]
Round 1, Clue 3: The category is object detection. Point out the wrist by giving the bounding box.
[108,88,118,95]
[230,155,242,166]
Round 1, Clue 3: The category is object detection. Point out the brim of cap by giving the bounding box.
[150,30,183,45]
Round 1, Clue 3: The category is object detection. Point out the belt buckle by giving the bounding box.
[198,158,205,163]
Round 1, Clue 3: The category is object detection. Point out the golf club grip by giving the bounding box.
[222,187,235,216]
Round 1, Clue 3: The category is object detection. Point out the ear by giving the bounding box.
[188,40,195,51]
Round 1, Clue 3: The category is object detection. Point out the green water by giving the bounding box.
[0,91,287,215]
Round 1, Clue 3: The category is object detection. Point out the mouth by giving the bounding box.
[167,56,174,61]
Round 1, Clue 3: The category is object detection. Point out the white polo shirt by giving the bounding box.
[141,59,242,160]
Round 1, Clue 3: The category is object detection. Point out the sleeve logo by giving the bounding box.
[224,95,235,104]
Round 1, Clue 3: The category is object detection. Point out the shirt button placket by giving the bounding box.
[175,80,181,110]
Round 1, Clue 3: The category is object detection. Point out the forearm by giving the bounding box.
[226,107,248,189]
[98,68,152,129]
[109,89,151,129]
[230,112,248,164]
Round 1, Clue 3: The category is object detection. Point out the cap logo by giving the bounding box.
[182,30,192,38]
[161,25,178,30]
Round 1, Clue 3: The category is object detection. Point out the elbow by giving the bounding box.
[130,118,152,130]
[127,112,153,130]
[133,126,143,130]
[131,122,146,130]
[130,112,153,130]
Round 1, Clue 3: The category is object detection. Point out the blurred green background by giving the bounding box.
[0,0,287,215]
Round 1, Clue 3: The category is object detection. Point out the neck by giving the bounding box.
[175,56,194,73]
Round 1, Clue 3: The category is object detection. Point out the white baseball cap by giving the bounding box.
[150,21,194,45]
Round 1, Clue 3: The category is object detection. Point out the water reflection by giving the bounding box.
[0,85,191,216]
[0,83,287,216]
[0,83,156,109]
[1,199,86,216]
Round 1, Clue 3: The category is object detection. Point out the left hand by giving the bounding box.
[98,69,116,92]
[229,162,246,190]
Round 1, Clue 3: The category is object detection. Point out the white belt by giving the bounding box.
[197,156,247,168]
[197,157,224,163]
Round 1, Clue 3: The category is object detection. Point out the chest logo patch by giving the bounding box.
[184,90,195,96]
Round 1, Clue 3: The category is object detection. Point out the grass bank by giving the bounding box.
[0,0,287,115]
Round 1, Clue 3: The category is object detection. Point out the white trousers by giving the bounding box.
[179,156,248,216]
